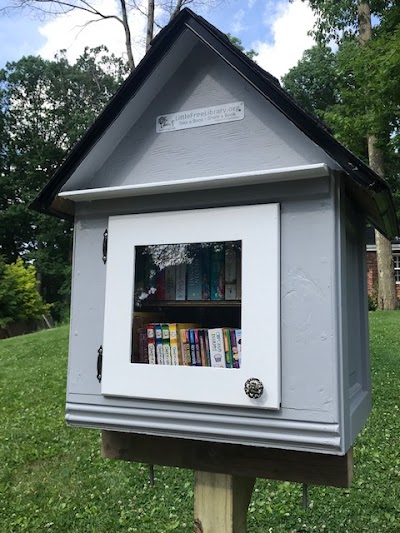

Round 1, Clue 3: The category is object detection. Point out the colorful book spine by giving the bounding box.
[187,252,203,300]
[204,329,211,367]
[199,329,208,367]
[162,324,171,365]
[225,243,237,300]
[223,328,233,368]
[208,328,225,368]
[169,323,180,366]
[147,324,157,364]
[154,323,164,365]
[180,329,191,365]
[211,244,225,300]
[230,329,240,369]
[165,266,176,300]
[235,329,242,367]
[189,329,197,365]
[175,263,186,300]
[194,329,202,366]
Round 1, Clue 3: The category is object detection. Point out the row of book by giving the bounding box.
[136,242,241,302]
[136,323,242,368]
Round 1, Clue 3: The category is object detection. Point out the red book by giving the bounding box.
[146,324,157,364]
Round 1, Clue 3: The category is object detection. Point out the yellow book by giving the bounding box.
[169,323,201,365]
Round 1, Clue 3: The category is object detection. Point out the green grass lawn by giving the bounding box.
[0,312,399,532]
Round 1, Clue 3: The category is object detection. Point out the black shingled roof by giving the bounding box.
[31,8,398,239]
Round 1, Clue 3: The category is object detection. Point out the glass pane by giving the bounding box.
[131,241,242,368]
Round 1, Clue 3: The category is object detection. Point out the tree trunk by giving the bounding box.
[368,135,397,309]
[358,1,396,310]
[146,0,155,52]
[119,0,135,71]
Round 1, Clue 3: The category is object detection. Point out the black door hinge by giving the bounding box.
[97,345,103,382]
[102,229,108,264]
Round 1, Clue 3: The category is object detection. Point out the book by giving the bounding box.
[165,265,176,300]
[236,252,242,300]
[162,324,171,365]
[187,251,203,300]
[194,329,202,366]
[154,323,164,365]
[199,329,208,367]
[169,323,180,365]
[146,324,157,365]
[132,311,164,362]
[145,255,157,300]
[223,328,233,368]
[204,329,211,367]
[235,329,242,367]
[225,243,237,300]
[138,327,148,364]
[175,263,187,300]
[202,247,211,300]
[208,328,225,368]
[211,244,225,300]
[189,329,197,365]
[230,329,240,369]
[155,269,165,300]
[180,328,191,365]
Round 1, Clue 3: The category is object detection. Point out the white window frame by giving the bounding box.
[101,204,281,410]
[394,252,400,284]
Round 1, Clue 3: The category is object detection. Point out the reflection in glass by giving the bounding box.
[131,241,242,368]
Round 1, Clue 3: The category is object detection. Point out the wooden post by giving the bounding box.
[194,471,255,533]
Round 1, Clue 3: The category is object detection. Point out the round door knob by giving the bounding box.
[244,378,264,399]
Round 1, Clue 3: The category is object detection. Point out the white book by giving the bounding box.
[163,343,172,365]
[208,328,226,368]
[156,342,164,365]
[176,263,187,300]
[148,343,157,365]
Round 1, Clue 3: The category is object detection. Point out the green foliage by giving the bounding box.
[0,257,50,328]
[1,314,400,530]
[226,33,258,60]
[282,45,338,118]
[283,3,400,221]
[0,47,128,319]
[368,292,377,311]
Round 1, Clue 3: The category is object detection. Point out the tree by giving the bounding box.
[282,44,338,119]
[226,34,258,61]
[0,257,50,329]
[0,0,222,69]
[295,0,399,309]
[0,47,128,319]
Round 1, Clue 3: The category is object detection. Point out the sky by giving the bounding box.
[0,0,316,81]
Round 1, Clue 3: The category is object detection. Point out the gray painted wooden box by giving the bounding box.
[33,9,398,456]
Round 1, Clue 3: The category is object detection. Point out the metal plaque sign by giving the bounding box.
[156,102,244,133]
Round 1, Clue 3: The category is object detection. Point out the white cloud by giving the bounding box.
[231,9,247,34]
[37,0,147,66]
[253,0,316,80]
[248,0,257,8]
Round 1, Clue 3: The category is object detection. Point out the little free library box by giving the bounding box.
[33,9,398,483]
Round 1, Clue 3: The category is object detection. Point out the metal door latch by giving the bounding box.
[244,378,264,399]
